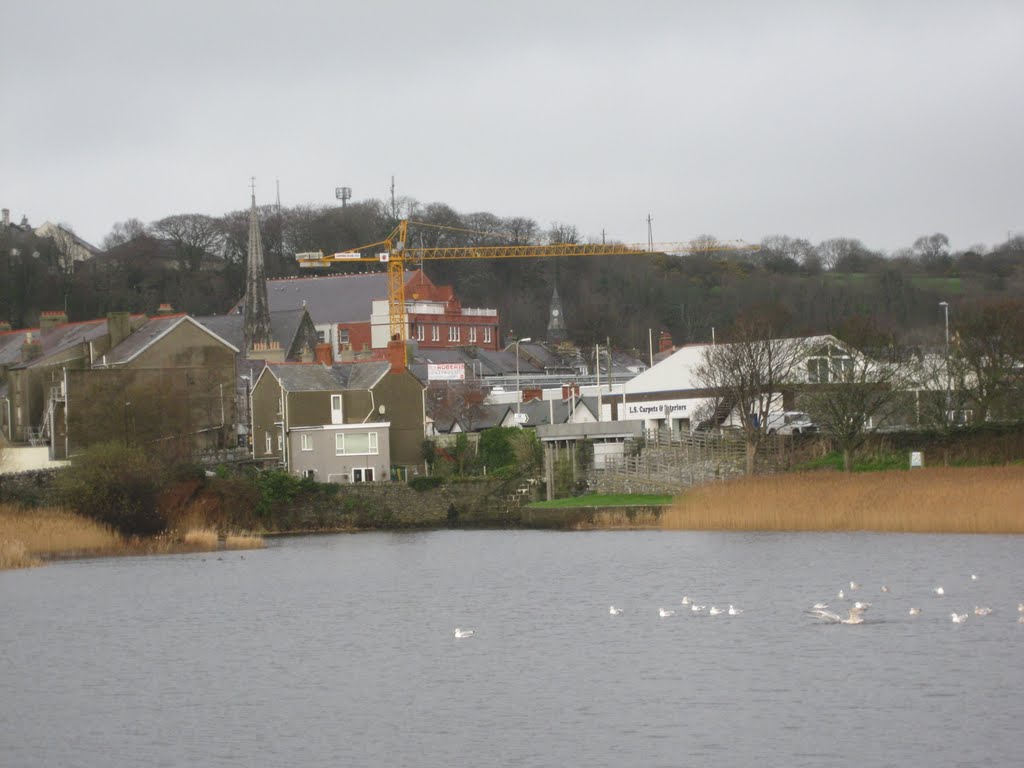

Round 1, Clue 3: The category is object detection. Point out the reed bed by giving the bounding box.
[182,527,220,550]
[662,466,1024,533]
[0,504,123,567]
[224,533,265,550]
[0,538,39,569]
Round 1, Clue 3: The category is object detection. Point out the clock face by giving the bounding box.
[551,309,560,317]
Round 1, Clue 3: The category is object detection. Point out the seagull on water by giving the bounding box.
[849,581,860,591]
[691,604,707,613]
[951,613,968,624]
[609,606,623,615]
[709,606,724,616]
[454,628,475,639]
[681,596,691,605]
[810,606,866,625]
[934,586,945,596]
[880,585,889,593]
[659,608,676,618]
[970,573,978,581]
[909,607,921,615]
[1018,616,1024,625]
[1018,603,1023,614]
[813,603,829,610]
[854,601,872,610]
[728,605,743,616]
[974,606,992,616]
[837,589,845,599]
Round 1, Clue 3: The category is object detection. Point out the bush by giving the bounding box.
[409,475,444,492]
[57,442,167,536]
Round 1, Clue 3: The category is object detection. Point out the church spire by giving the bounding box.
[244,181,273,353]
[547,276,568,343]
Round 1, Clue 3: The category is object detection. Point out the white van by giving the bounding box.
[766,411,817,435]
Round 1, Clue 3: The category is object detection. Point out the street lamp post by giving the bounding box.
[514,337,532,422]
[939,301,950,421]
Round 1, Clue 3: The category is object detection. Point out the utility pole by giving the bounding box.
[646,214,654,252]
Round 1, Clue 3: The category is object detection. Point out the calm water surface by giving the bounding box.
[2,530,1023,767]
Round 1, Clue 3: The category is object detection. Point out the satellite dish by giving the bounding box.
[378,404,386,415]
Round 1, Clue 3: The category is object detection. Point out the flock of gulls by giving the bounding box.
[453,573,1024,638]
[800,574,1024,626]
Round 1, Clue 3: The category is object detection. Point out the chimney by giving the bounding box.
[522,387,542,403]
[658,331,674,354]
[2,209,9,227]
[314,342,333,365]
[561,383,580,401]
[21,332,42,362]
[300,344,314,363]
[248,340,285,363]
[386,339,407,374]
[39,310,68,335]
[156,303,174,315]
[107,311,132,349]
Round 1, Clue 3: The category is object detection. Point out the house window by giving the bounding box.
[277,433,283,450]
[302,469,316,479]
[352,467,375,482]
[448,325,460,342]
[300,433,313,451]
[335,431,379,456]
[265,432,272,454]
[431,325,440,342]
[416,324,425,341]
[331,394,343,424]
[338,328,350,349]
[468,327,477,343]
[483,327,492,343]
[316,329,326,344]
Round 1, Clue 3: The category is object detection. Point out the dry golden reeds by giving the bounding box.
[662,466,1024,533]
[0,504,122,566]
[224,533,265,550]
[0,538,39,569]
[182,527,219,549]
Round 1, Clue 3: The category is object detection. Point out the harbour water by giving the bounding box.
[2,530,1022,767]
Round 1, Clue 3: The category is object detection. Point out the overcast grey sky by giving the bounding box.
[3,1,1022,252]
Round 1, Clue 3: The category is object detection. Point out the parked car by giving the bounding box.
[766,411,818,435]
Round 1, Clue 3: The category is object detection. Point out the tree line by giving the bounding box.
[3,197,1023,356]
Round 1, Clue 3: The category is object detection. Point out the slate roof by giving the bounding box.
[6,318,141,370]
[407,346,543,382]
[265,361,392,392]
[193,308,309,356]
[0,330,33,368]
[98,314,239,366]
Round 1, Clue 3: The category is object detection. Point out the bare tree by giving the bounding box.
[694,315,808,474]
[954,299,1024,422]
[101,218,148,250]
[801,336,912,471]
[150,213,225,272]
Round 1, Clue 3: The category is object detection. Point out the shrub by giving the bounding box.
[57,442,167,536]
[409,475,444,492]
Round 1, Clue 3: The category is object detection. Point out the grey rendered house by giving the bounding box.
[251,360,426,482]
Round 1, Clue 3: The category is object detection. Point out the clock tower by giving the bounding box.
[547,281,568,343]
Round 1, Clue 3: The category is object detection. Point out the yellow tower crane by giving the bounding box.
[295,219,757,343]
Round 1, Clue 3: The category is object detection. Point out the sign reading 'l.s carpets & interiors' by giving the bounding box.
[624,399,689,418]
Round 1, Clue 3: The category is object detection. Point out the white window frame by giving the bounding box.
[448,325,460,342]
[483,327,492,343]
[416,324,425,341]
[265,432,272,454]
[335,431,379,456]
[300,433,313,451]
[468,326,477,343]
[277,433,283,450]
[352,467,375,483]
[431,325,440,342]
[331,394,344,425]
